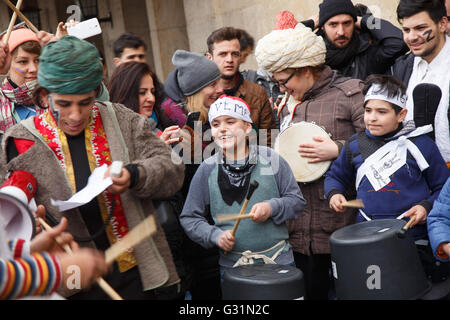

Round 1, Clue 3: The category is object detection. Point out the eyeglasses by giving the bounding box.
[276,70,297,89]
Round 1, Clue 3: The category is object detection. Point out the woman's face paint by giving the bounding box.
[11,66,25,76]
[9,47,39,86]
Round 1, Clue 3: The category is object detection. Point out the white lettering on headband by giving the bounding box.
[364,83,407,109]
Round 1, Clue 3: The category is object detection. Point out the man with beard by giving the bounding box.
[393,0,449,168]
[206,27,276,147]
[302,0,408,80]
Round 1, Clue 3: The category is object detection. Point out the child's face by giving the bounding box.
[211,115,252,157]
[364,99,407,136]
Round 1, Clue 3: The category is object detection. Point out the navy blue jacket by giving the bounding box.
[324,128,449,238]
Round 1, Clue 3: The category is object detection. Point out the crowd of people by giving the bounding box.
[0,0,449,301]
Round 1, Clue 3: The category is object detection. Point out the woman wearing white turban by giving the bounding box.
[255,19,366,300]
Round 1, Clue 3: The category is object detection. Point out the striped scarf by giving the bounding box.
[0,79,44,132]
[1,79,36,106]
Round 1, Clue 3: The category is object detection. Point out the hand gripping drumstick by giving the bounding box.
[38,218,124,300]
[231,181,259,237]
[397,215,416,239]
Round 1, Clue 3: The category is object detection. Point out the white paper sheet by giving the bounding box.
[50,164,113,212]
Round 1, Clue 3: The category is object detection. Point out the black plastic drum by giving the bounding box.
[330,219,431,300]
[222,264,305,300]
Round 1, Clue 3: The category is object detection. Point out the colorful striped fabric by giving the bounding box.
[8,239,26,259]
[0,252,62,299]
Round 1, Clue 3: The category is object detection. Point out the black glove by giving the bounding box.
[185,111,201,130]
[355,3,372,16]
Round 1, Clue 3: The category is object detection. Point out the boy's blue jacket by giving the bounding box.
[427,177,450,261]
[324,124,449,239]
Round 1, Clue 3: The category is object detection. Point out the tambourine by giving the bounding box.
[274,121,332,183]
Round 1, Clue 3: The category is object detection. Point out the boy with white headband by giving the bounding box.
[180,95,305,270]
[325,74,449,242]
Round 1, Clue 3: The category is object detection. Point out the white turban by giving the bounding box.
[255,23,326,75]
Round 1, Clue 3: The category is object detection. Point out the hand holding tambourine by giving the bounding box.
[298,135,339,164]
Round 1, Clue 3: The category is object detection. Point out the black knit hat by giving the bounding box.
[318,0,358,27]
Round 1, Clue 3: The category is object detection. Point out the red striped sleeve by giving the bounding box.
[13,239,25,259]
[16,258,32,298]
[48,254,62,293]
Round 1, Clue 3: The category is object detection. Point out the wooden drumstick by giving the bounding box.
[403,215,416,230]
[398,215,416,238]
[38,218,124,301]
[231,181,259,237]
[4,0,23,45]
[342,199,364,209]
[3,0,39,33]
[104,214,157,265]
[216,213,255,223]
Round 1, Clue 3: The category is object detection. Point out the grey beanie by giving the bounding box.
[172,50,221,96]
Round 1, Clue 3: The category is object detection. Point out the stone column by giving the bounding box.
[98,0,126,78]
[0,3,11,32]
[38,0,58,33]
[146,0,190,81]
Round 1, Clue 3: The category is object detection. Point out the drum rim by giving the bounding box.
[330,219,407,244]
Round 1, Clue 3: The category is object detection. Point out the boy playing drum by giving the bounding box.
[324,74,449,280]
[180,95,305,270]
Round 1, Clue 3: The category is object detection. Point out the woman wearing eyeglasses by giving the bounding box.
[255,17,365,300]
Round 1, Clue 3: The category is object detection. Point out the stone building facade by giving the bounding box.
[0,0,401,82]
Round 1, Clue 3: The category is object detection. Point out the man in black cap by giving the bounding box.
[302,0,408,80]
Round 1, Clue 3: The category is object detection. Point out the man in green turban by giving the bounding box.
[2,36,184,300]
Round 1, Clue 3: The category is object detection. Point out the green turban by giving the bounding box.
[38,36,104,94]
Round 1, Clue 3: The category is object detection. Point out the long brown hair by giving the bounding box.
[108,62,175,129]
[108,62,164,113]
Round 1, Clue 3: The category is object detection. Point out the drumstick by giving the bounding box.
[216,213,254,223]
[402,215,416,231]
[3,0,39,33]
[342,199,364,209]
[104,214,157,265]
[4,0,23,45]
[38,218,124,301]
[231,181,259,237]
[397,215,416,238]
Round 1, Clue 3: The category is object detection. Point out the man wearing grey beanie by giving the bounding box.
[300,0,408,80]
